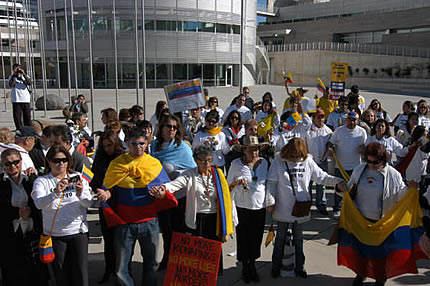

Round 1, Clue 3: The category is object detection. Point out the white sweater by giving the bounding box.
[266,156,342,223]
[31,173,92,237]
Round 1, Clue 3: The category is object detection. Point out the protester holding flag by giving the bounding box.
[316,86,338,120]
[338,142,423,286]
[31,144,93,286]
[90,130,125,283]
[396,112,419,146]
[149,145,234,275]
[266,138,346,279]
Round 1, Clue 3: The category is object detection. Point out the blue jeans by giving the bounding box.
[333,168,353,212]
[272,221,305,272]
[308,161,328,209]
[114,218,159,286]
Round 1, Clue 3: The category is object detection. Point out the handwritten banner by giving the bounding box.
[163,232,222,286]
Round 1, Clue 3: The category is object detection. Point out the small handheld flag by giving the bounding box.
[317,77,326,94]
[283,112,302,130]
[283,72,294,84]
[82,165,94,183]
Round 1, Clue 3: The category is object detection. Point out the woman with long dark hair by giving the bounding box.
[91,130,125,283]
[396,112,419,146]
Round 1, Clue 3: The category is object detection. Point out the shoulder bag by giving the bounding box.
[285,161,312,217]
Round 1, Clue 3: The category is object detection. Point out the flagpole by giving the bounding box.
[239,0,244,93]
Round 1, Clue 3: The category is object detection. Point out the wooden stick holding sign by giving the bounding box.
[163,232,222,286]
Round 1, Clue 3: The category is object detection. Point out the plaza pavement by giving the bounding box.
[1,85,429,285]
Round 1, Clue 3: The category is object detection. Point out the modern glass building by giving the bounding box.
[41,0,258,89]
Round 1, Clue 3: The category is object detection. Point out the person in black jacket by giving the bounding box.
[0,148,48,286]
[90,130,125,283]
[29,125,54,173]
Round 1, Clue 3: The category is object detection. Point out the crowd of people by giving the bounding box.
[1,77,430,286]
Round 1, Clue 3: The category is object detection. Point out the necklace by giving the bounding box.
[201,172,212,207]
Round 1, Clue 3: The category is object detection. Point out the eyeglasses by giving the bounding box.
[165,124,177,130]
[197,158,212,163]
[130,141,146,147]
[4,159,20,167]
[52,158,68,164]
[366,159,381,165]
[207,119,217,124]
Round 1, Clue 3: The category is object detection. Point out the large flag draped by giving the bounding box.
[338,187,426,280]
[257,113,275,137]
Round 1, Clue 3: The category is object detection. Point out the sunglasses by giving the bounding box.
[207,119,217,124]
[197,158,212,163]
[52,158,68,164]
[366,159,381,165]
[210,101,218,104]
[165,124,178,130]
[130,141,146,147]
[4,159,20,167]
[231,116,239,120]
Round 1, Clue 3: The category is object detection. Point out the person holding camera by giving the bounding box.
[31,144,92,286]
[8,64,32,130]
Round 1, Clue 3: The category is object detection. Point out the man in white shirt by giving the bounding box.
[306,109,333,215]
[223,94,252,123]
[327,111,367,216]
[8,64,32,130]
[326,96,349,131]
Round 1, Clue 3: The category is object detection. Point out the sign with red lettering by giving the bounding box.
[163,232,222,286]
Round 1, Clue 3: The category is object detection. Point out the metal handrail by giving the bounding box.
[266,41,430,58]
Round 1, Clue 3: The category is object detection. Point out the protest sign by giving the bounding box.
[330,62,348,100]
[164,79,206,113]
[163,232,222,286]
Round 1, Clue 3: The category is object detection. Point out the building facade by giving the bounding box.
[41,0,257,89]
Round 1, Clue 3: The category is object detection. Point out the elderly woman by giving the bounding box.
[90,130,125,283]
[365,119,409,165]
[31,144,92,286]
[192,110,230,168]
[344,142,411,286]
[150,114,196,269]
[0,148,48,286]
[227,136,268,283]
[266,138,345,279]
[150,145,233,273]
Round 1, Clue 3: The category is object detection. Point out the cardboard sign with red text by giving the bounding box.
[163,232,222,286]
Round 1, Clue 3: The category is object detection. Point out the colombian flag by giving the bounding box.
[257,113,275,137]
[317,77,327,94]
[211,167,233,239]
[338,187,426,281]
[82,164,94,183]
[102,153,178,227]
[284,72,294,84]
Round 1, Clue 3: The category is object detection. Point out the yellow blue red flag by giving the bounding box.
[317,77,326,94]
[211,167,233,239]
[82,164,94,183]
[338,187,426,280]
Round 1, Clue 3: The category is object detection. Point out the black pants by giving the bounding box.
[236,207,266,261]
[187,213,223,274]
[99,208,116,274]
[12,102,31,130]
[158,197,186,263]
[52,232,89,286]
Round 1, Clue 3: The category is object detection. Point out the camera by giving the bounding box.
[68,175,80,184]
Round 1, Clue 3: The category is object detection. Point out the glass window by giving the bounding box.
[202,22,215,33]
[203,64,215,86]
[173,64,187,80]
[156,20,176,31]
[177,21,183,32]
[216,23,228,33]
[233,25,241,34]
[184,21,198,32]
[145,20,155,30]
[156,64,168,80]
[189,64,202,79]
[216,64,226,86]
[117,18,133,32]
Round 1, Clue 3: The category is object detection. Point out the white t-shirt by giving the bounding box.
[227,158,268,210]
[273,113,312,153]
[329,125,367,171]
[419,115,430,130]
[31,173,92,237]
[202,107,224,124]
[306,123,333,164]
[223,105,252,123]
[356,167,384,220]
[192,130,230,167]
[8,74,31,103]
[365,135,408,164]
[405,149,429,183]
[394,114,408,130]
[326,110,347,130]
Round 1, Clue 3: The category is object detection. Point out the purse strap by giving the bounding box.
[48,190,65,237]
[284,161,297,197]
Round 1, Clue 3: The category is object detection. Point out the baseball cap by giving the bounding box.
[347,111,359,120]
[15,126,41,139]
[315,108,325,117]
